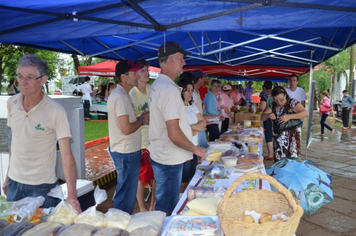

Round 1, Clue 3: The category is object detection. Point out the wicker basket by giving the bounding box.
[218,172,303,236]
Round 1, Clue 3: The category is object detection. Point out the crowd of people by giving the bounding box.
[5,42,349,218]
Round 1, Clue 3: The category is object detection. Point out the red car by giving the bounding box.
[53,90,62,95]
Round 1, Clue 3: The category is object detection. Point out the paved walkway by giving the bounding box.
[262,112,356,236]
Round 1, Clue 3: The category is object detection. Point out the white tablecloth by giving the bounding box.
[172,160,271,215]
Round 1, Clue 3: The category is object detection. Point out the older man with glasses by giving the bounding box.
[3,54,81,212]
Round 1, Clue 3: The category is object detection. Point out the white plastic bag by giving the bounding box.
[46,185,79,225]
[126,211,165,236]
[0,196,45,222]
[74,186,107,227]
[104,208,131,229]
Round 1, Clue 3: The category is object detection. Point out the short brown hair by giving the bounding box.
[133,59,150,67]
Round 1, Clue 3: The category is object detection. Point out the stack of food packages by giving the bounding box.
[0,187,166,236]
[163,128,266,235]
[206,127,264,173]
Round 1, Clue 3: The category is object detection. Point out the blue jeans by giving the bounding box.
[198,130,208,148]
[182,155,197,183]
[207,124,220,141]
[109,147,141,214]
[6,178,60,208]
[149,157,183,214]
[263,118,273,143]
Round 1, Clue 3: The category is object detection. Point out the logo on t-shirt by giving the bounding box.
[139,102,149,112]
[35,123,45,131]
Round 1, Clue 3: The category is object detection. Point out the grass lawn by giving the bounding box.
[84,120,109,142]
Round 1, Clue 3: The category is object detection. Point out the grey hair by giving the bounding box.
[158,55,170,64]
[17,54,48,76]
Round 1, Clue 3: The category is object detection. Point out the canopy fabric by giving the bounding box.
[1,0,356,79]
[78,60,161,78]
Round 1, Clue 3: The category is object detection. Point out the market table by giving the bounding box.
[172,160,271,215]
[81,101,107,113]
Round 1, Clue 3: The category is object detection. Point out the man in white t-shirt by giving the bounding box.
[78,76,93,121]
[4,54,81,212]
[107,60,150,214]
[285,74,307,128]
[191,69,208,148]
[148,41,206,215]
[285,74,307,107]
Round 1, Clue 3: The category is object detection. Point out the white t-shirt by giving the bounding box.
[192,90,203,114]
[148,74,193,165]
[79,83,93,102]
[285,87,307,104]
[107,85,141,153]
[7,93,72,185]
[184,103,200,145]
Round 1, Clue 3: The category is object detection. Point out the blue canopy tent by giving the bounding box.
[0,0,355,80]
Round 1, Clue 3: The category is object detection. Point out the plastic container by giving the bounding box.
[221,156,237,169]
[161,215,223,236]
[61,179,94,211]
[244,120,252,128]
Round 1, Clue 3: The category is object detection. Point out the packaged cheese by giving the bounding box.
[46,185,79,225]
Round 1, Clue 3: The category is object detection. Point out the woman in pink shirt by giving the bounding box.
[319,91,335,136]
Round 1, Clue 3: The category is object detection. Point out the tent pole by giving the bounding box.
[201,31,204,55]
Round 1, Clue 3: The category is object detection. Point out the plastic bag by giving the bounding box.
[92,227,130,236]
[104,208,131,229]
[57,223,97,236]
[22,221,64,236]
[0,221,35,236]
[74,186,107,227]
[126,211,165,235]
[0,196,44,222]
[46,185,79,225]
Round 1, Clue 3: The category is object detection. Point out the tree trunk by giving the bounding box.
[71,54,80,74]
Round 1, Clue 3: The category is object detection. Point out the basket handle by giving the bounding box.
[223,172,299,211]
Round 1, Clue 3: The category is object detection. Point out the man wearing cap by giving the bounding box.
[220,83,234,134]
[107,60,150,214]
[341,89,354,130]
[148,41,206,215]
[191,69,208,148]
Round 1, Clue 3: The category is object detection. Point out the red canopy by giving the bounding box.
[78,60,161,78]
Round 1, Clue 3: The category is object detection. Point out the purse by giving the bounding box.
[272,100,302,132]
[274,119,302,132]
[320,104,332,113]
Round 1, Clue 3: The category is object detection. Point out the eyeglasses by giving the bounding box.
[274,97,285,103]
[17,75,43,82]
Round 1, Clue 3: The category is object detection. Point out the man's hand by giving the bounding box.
[347,107,350,110]
[66,197,82,213]
[2,177,8,195]
[141,110,150,125]
[193,146,206,163]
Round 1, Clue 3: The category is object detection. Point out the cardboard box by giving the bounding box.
[234,112,262,127]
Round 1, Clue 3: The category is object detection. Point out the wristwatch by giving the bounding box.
[140,116,145,125]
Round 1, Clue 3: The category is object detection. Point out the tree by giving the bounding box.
[0,44,37,94]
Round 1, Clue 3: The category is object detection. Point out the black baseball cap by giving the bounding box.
[191,69,208,79]
[158,41,191,57]
[115,60,143,78]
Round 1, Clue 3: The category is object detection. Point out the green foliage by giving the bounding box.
[84,120,109,142]
[54,78,62,90]
[3,46,63,81]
